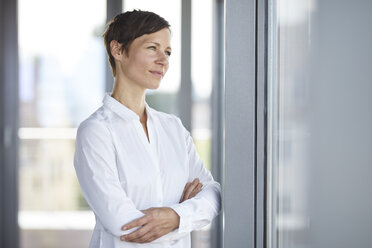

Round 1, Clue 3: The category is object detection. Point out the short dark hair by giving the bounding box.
[103,10,170,76]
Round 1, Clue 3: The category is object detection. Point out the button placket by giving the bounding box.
[148,119,164,206]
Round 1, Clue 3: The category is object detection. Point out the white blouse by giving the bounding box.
[74,94,221,248]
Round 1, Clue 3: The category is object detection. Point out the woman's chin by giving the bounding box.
[147,82,161,90]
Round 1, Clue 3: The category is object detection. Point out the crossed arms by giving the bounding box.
[74,120,221,244]
[120,178,203,243]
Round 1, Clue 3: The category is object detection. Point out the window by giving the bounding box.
[18,0,106,247]
[267,0,315,247]
[191,0,214,247]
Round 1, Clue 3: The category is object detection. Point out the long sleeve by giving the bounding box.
[169,119,222,234]
[74,120,144,238]
[75,96,220,247]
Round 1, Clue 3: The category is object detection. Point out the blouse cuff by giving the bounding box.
[169,203,192,234]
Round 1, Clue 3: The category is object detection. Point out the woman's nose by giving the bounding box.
[156,52,169,66]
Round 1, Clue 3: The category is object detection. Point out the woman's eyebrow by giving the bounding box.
[146,41,172,50]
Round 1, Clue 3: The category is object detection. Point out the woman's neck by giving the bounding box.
[111,77,147,122]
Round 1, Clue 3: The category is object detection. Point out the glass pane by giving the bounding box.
[267,0,315,248]
[18,0,106,247]
[268,1,372,247]
[191,0,213,247]
[192,0,213,172]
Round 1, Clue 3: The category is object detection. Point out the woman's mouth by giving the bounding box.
[150,71,163,78]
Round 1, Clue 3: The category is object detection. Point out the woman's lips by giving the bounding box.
[150,71,163,78]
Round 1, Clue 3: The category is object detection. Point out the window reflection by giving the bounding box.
[267,0,316,248]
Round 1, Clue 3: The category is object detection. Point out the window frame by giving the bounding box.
[224,0,268,247]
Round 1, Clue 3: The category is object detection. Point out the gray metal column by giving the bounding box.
[224,0,257,247]
[256,0,268,247]
[211,0,225,247]
[105,0,123,92]
[0,0,19,247]
[178,0,192,131]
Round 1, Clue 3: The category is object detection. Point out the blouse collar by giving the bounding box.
[102,93,153,121]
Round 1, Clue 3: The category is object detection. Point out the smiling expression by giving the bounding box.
[117,28,172,90]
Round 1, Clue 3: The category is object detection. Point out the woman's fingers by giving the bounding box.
[121,224,150,242]
[181,179,197,202]
[179,182,191,203]
[179,178,203,203]
[189,182,203,198]
[122,214,149,231]
[121,207,180,243]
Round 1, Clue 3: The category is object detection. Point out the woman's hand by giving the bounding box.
[120,178,202,243]
[179,178,203,203]
[120,207,180,243]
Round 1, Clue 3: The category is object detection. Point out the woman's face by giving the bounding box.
[119,28,171,90]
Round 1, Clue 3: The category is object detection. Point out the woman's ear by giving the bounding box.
[110,40,123,60]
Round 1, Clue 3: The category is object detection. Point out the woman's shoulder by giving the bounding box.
[77,106,113,137]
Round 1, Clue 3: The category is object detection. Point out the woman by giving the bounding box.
[74,10,221,247]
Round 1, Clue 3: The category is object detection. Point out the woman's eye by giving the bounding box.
[148,46,156,50]
[165,51,172,56]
